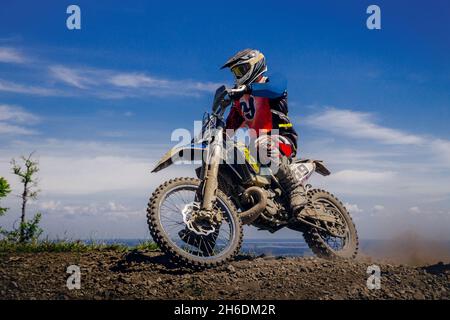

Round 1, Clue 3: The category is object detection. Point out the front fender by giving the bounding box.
[151,144,206,173]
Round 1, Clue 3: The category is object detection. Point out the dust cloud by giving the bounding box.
[360,230,450,266]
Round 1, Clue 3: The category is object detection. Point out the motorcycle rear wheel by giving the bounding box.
[303,189,359,259]
[147,177,243,269]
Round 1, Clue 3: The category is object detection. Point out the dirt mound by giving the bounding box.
[0,250,449,300]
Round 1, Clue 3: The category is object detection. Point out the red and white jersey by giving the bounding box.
[225,82,298,157]
[230,94,272,135]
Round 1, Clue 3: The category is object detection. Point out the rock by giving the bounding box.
[413,291,425,300]
[227,265,236,273]
[1,250,448,300]
[56,293,69,300]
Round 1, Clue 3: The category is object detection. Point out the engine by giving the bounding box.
[252,189,289,232]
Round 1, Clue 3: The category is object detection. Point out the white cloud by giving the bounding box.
[431,139,450,163]
[0,138,193,196]
[344,202,363,214]
[0,138,195,238]
[109,73,171,88]
[39,200,61,211]
[39,199,142,220]
[328,169,396,184]
[0,122,37,135]
[0,104,39,135]
[0,45,220,98]
[0,47,26,63]
[0,79,59,96]
[38,155,152,195]
[304,108,450,169]
[408,206,421,214]
[107,72,220,95]
[373,205,385,212]
[107,201,128,212]
[0,104,39,123]
[48,65,220,98]
[108,72,219,92]
[305,108,425,145]
[49,65,93,89]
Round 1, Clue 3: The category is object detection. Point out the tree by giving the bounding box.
[0,177,11,216]
[0,177,11,236]
[10,153,42,243]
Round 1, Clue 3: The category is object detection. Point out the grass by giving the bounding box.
[0,239,159,253]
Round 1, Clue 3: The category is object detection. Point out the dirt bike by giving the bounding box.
[147,85,358,269]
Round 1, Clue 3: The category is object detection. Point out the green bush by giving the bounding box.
[0,239,158,253]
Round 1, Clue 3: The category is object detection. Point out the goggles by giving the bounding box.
[231,63,251,79]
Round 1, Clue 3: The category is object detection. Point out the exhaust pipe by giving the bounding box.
[239,186,267,225]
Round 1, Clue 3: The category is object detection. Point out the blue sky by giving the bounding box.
[0,0,449,240]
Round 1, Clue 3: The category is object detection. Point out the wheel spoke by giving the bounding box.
[156,184,236,261]
[316,198,349,252]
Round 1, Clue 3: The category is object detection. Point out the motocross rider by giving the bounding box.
[222,48,307,215]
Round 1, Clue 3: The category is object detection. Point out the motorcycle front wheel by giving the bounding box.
[147,177,243,269]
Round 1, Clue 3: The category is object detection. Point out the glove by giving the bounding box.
[228,85,251,100]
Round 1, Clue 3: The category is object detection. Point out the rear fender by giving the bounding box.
[293,158,331,177]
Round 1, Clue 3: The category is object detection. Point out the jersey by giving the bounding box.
[225,75,298,157]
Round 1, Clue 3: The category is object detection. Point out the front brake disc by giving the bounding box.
[181,202,216,236]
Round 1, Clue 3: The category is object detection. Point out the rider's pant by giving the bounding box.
[254,134,307,213]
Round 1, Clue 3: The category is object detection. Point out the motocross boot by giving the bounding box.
[275,157,308,215]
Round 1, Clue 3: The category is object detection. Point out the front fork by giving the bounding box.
[200,127,223,212]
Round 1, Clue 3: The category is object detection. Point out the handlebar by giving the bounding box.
[193,85,246,144]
